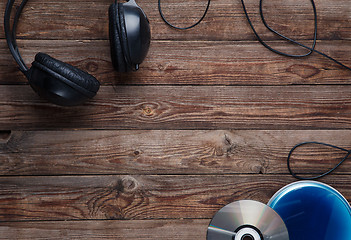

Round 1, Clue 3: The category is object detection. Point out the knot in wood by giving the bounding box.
[120,176,139,193]
[287,64,320,79]
[141,103,158,117]
[157,64,164,71]
[224,134,236,155]
[86,61,99,73]
[143,107,153,116]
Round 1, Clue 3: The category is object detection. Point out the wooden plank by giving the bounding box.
[1,40,351,85]
[0,0,350,41]
[0,219,208,240]
[0,85,351,130]
[0,0,349,238]
[0,130,350,176]
[0,174,350,221]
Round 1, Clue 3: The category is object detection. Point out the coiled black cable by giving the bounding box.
[158,0,351,70]
[241,0,351,71]
[287,142,351,180]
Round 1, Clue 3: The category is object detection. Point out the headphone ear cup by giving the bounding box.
[28,52,100,106]
[108,3,128,72]
[117,3,133,71]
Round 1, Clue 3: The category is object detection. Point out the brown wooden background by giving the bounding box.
[0,0,350,239]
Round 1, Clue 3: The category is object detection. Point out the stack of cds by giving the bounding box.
[207,181,351,240]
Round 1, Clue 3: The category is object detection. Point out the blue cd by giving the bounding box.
[268,181,351,240]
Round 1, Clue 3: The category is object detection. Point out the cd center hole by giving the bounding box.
[242,235,254,240]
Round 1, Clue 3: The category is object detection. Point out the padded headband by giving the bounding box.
[4,0,29,75]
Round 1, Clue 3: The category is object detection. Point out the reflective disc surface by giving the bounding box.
[207,200,289,240]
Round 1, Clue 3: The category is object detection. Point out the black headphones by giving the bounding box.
[109,0,151,72]
[4,0,151,106]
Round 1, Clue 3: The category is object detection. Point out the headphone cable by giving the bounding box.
[241,0,351,71]
[287,142,351,180]
[158,0,211,30]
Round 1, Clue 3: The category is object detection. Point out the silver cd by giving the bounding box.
[207,200,289,240]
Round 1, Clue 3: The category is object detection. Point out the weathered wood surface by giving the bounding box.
[0,130,350,176]
[0,40,350,85]
[1,85,351,130]
[0,175,349,221]
[0,0,350,41]
[1,0,351,238]
[0,219,207,240]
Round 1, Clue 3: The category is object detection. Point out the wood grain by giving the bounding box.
[0,0,350,238]
[0,130,350,176]
[1,40,350,85]
[0,85,351,130]
[0,174,349,221]
[0,219,208,239]
[0,0,350,41]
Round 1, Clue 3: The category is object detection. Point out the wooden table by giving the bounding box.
[0,0,350,239]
